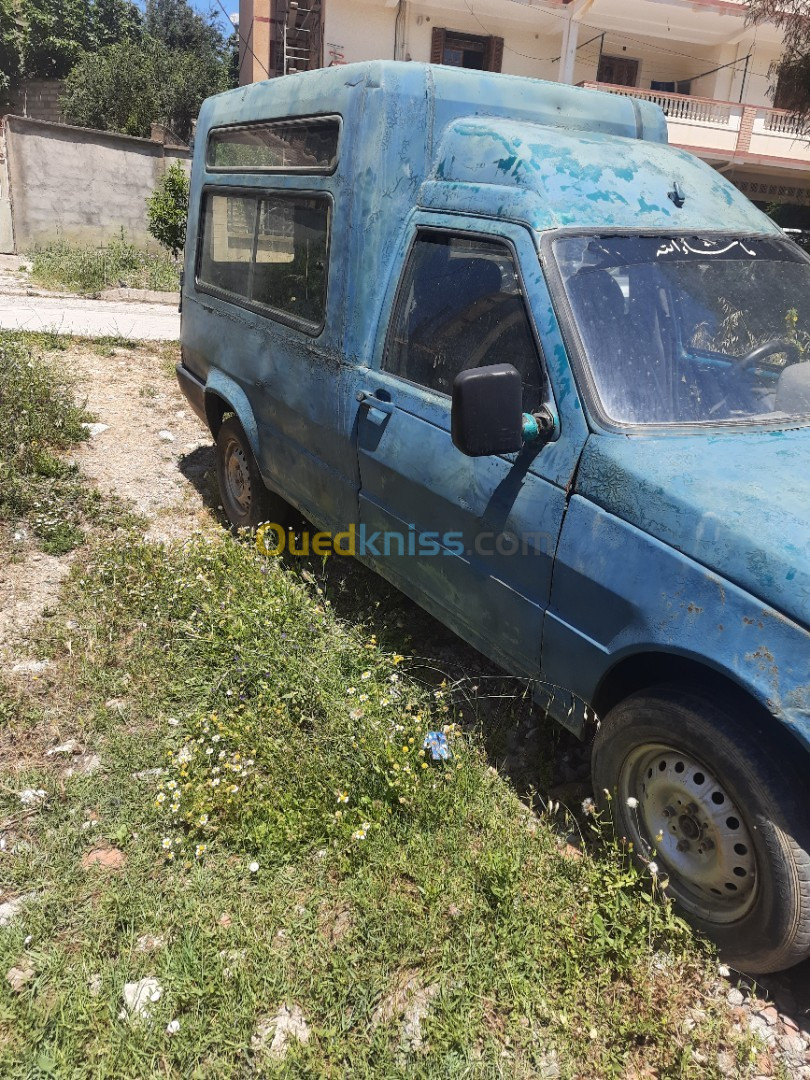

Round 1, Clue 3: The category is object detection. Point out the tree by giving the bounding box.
[61,39,173,138]
[748,1,810,125]
[60,0,234,142]
[144,0,223,57]
[61,34,230,142]
[0,0,21,100]
[90,0,143,49]
[19,0,89,79]
[4,0,141,82]
[147,162,190,257]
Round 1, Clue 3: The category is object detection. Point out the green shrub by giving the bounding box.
[28,233,180,294]
[147,161,189,257]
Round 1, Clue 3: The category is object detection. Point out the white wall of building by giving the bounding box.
[403,3,559,80]
[323,0,561,80]
[727,40,783,109]
[322,0,785,113]
[323,0,397,68]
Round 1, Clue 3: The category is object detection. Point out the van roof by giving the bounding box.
[198,61,778,236]
[205,59,669,145]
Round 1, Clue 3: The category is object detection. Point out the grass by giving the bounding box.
[0,530,760,1077]
[28,234,180,295]
[0,329,760,1073]
[0,331,126,556]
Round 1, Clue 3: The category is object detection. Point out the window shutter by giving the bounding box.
[430,27,446,65]
[485,36,504,73]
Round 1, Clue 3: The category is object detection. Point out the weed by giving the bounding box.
[0,332,136,554]
[28,233,180,295]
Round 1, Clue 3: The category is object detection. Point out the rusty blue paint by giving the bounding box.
[179,61,810,758]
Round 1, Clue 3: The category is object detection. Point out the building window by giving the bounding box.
[430,27,504,73]
[596,54,639,88]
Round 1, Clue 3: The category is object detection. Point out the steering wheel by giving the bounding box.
[736,338,800,370]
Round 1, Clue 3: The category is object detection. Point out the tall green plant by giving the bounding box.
[18,0,141,79]
[0,0,21,100]
[147,162,190,257]
[61,33,230,141]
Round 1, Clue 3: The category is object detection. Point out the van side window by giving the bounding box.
[383,232,543,409]
[197,191,330,330]
[253,197,329,325]
[207,118,340,173]
[198,194,257,299]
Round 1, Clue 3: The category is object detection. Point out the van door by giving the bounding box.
[345,217,587,679]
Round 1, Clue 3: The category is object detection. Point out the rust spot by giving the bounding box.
[751,646,775,663]
[687,603,702,614]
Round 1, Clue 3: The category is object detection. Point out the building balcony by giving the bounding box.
[581,82,810,169]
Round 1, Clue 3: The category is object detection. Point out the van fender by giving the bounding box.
[204,370,261,461]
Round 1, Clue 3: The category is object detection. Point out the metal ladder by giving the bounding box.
[281,0,322,75]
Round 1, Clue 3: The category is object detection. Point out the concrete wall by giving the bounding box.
[3,116,191,254]
[0,123,13,253]
[4,80,65,124]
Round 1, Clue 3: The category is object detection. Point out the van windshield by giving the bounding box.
[553,234,810,427]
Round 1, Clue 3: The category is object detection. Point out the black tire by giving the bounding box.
[592,685,810,973]
[215,416,291,531]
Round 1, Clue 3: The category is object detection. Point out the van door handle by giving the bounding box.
[356,390,395,415]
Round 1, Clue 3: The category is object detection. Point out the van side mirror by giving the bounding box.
[451,364,524,458]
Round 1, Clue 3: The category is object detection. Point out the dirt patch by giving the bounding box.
[0,552,72,658]
[81,845,126,871]
[68,343,216,542]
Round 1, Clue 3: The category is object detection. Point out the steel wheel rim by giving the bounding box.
[223,441,252,515]
[618,742,758,924]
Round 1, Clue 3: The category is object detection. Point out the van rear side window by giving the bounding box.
[197,191,330,330]
[206,118,340,173]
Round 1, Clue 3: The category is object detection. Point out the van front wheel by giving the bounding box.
[592,686,810,973]
[216,416,286,531]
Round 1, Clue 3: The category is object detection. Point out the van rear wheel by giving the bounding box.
[592,685,810,973]
[215,416,290,531]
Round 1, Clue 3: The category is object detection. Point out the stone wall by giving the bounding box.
[5,80,65,124]
[3,116,191,253]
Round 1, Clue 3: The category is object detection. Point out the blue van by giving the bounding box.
[177,61,810,972]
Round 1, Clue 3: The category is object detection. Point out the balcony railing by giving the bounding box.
[612,87,734,126]
[763,109,805,136]
[581,82,810,166]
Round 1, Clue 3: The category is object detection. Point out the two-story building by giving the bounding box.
[237,0,810,219]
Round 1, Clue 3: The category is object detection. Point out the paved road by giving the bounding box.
[0,293,181,340]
